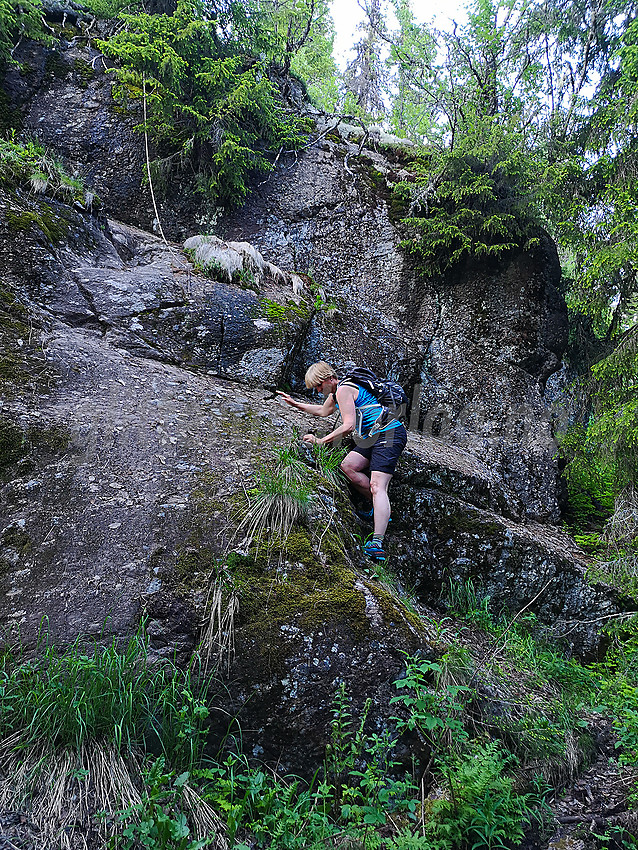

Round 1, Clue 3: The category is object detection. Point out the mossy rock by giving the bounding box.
[0,286,55,396]
[73,58,95,88]
[0,420,27,469]
[389,184,411,225]
[0,526,32,555]
[0,418,70,475]
[5,204,70,244]
[0,88,20,135]
[231,529,369,675]
[44,49,71,78]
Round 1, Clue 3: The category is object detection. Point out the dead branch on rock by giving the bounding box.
[553,610,638,639]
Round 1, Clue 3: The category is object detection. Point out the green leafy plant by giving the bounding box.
[591,823,638,850]
[426,742,532,850]
[391,655,471,753]
[325,684,418,836]
[98,0,307,207]
[200,754,337,848]
[0,133,92,205]
[112,758,218,850]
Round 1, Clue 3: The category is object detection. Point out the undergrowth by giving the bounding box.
[4,595,638,848]
[0,133,96,207]
[0,625,216,847]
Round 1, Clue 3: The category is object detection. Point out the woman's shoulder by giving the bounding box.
[336,379,359,393]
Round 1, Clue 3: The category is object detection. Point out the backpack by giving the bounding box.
[341,367,409,416]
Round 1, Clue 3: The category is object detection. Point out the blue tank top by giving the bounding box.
[336,382,401,438]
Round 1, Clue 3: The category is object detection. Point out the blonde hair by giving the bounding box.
[304,361,337,389]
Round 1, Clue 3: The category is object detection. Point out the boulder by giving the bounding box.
[0,189,313,387]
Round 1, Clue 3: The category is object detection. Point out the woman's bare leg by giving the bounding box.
[370,471,393,537]
[340,451,372,499]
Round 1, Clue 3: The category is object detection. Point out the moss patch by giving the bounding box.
[44,50,70,79]
[73,59,95,89]
[6,205,70,244]
[175,546,221,592]
[368,581,424,634]
[0,417,70,475]
[0,526,32,555]
[0,287,55,397]
[231,529,370,675]
[389,183,411,226]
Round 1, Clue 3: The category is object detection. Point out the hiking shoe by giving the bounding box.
[363,540,387,562]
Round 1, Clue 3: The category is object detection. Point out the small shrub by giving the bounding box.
[398,121,543,275]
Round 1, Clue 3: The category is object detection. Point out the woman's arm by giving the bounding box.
[303,385,357,445]
[277,390,336,417]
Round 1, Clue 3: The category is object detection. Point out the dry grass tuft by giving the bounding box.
[198,578,239,676]
[182,783,229,850]
[0,741,142,850]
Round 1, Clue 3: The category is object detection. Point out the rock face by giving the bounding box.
[391,437,615,659]
[219,138,568,521]
[0,187,618,770]
[0,32,609,774]
[0,188,314,387]
[3,38,149,227]
[5,35,568,517]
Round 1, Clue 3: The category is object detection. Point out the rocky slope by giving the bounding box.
[5,32,567,523]
[0,25,625,780]
[0,200,623,773]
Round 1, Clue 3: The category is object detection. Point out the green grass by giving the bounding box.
[0,626,213,846]
[0,628,208,767]
[0,133,93,205]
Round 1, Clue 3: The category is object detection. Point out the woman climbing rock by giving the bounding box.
[277,361,408,563]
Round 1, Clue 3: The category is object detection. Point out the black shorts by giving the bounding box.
[350,425,407,475]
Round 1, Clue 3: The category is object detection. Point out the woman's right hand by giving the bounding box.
[276,390,297,408]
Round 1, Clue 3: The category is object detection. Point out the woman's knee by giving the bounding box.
[370,473,391,497]
[340,458,359,480]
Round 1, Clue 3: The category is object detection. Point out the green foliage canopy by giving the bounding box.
[98,0,307,206]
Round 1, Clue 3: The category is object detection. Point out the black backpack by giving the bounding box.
[341,367,409,416]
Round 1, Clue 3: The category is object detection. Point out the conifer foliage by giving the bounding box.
[0,0,48,65]
[398,121,543,274]
[98,0,307,206]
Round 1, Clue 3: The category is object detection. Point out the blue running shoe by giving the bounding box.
[363,539,387,562]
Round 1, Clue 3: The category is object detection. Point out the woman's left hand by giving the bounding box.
[302,433,319,444]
